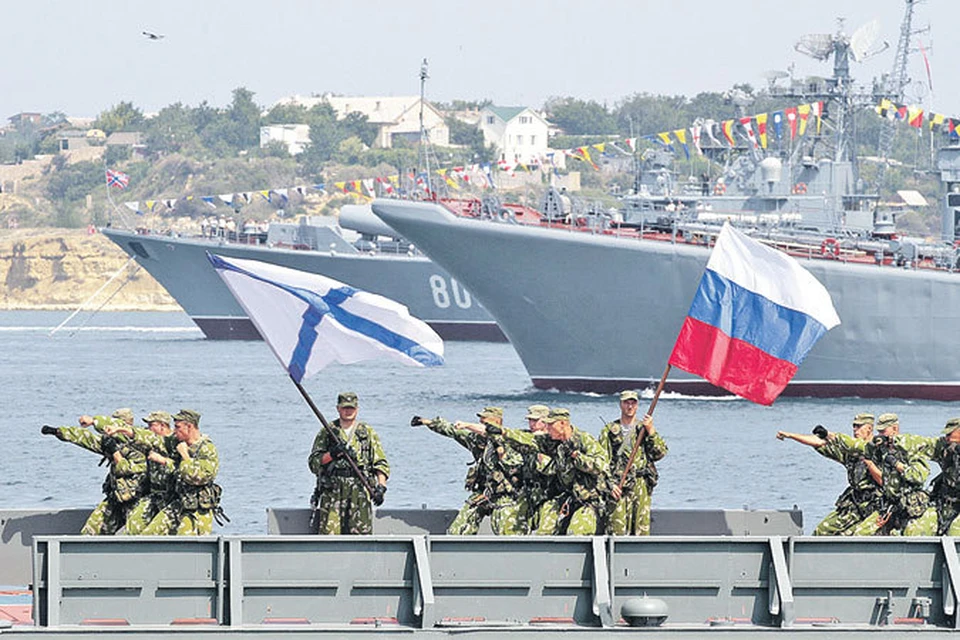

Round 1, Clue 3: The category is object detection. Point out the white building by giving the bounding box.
[260,124,311,155]
[479,106,551,165]
[273,95,448,149]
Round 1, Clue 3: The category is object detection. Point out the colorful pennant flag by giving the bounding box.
[755,114,768,149]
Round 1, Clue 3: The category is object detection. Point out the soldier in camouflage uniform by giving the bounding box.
[600,390,667,536]
[123,411,175,535]
[110,409,221,535]
[308,393,389,535]
[530,408,610,535]
[864,413,934,536]
[414,407,527,535]
[519,405,559,532]
[899,418,960,536]
[41,408,147,535]
[777,412,881,535]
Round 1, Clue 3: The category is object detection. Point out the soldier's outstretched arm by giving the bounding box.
[776,431,826,448]
[425,417,484,451]
[55,425,103,454]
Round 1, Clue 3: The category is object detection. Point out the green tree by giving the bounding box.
[546,98,617,135]
[144,103,202,155]
[93,101,144,134]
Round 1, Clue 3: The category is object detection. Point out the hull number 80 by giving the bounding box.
[429,275,472,309]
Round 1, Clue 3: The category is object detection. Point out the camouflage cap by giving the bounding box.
[544,408,571,424]
[619,390,640,402]
[526,404,550,420]
[111,408,134,424]
[142,410,172,425]
[877,413,899,428]
[173,409,201,426]
[852,412,875,427]
[337,392,358,408]
[943,418,960,435]
[477,406,504,420]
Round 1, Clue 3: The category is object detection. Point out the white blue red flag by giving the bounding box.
[106,169,129,189]
[668,222,840,405]
[208,254,444,382]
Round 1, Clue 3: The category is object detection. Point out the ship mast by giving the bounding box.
[875,0,918,198]
[418,58,434,197]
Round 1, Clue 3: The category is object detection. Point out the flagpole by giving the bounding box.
[290,376,377,497]
[617,363,671,491]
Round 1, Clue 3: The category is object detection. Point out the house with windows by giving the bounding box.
[479,106,551,165]
[272,95,448,149]
[260,124,311,155]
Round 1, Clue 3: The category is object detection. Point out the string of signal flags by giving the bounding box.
[111,99,829,214]
[875,98,960,138]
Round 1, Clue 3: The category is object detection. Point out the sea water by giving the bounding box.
[1,310,956,534]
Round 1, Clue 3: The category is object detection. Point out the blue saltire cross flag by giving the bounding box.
[208,254,444,382]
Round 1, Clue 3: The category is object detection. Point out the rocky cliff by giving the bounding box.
[0,229,177,310]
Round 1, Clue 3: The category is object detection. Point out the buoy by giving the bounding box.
[821,237,840,258]
[792,182,808,195]
[713,183,727,195]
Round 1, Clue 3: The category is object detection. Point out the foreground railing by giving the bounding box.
[30,535,960,630]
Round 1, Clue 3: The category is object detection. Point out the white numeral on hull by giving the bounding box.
[430,275,472,309]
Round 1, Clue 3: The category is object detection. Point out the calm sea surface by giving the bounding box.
[2,310,958,534]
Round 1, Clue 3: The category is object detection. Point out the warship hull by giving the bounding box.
[372,199,960,399]
[102,228,505,342]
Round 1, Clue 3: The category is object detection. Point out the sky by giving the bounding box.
[2,0,955,121]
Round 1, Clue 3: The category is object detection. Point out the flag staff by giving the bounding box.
[617,363,671,491]
[290,376,377,497]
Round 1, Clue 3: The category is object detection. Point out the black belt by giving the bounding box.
[325,467,362,478]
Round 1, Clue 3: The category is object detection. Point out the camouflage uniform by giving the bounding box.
[426,411,527,535]
[56,415,147,535]
[527,410,610,536]
[600,418,667,536]
[867,428,933,536]
[812,432,885,536]
[137,410,221,536]
[308,419,390,535]
[124,412,175,536]
[908,422,960,536]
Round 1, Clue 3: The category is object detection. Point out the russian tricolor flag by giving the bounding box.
[668,223,840,405]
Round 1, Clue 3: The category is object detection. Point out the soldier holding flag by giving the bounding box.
[308,392,389,535]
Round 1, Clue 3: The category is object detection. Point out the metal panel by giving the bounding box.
[610,537,775,625]
[428,536,599,626]
[35,536,220,625]
[788,537,944,626]
[236,536,419,625]
[0,509,90,586]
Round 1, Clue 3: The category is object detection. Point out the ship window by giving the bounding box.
[949,194,960,208]
[487,116,495,124]
[128,241,150,259]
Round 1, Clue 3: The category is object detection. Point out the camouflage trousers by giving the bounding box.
[814,506,882,536]
[123,494,168,536]
[81,498,133,536]
[448,495,527,535]
[898,507,940,536]
[141,505,214,536]
[607,481,652,536]
[535,497,599,536]
[314,477,373,535]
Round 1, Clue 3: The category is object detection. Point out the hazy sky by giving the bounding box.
[3,0,955,121]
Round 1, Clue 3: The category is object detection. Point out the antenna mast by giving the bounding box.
[876,0,918,197]
[418,58,434,197]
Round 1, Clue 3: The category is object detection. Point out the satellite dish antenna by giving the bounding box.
[795,34,834,61]
[849,18,888,62]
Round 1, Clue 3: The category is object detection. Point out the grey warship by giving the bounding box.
[102,204,506,342]
[372,10,960,400]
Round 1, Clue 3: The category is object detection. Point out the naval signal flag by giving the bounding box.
[667,222,840,405]
[106,169,129,189]
[208,254,444,382]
